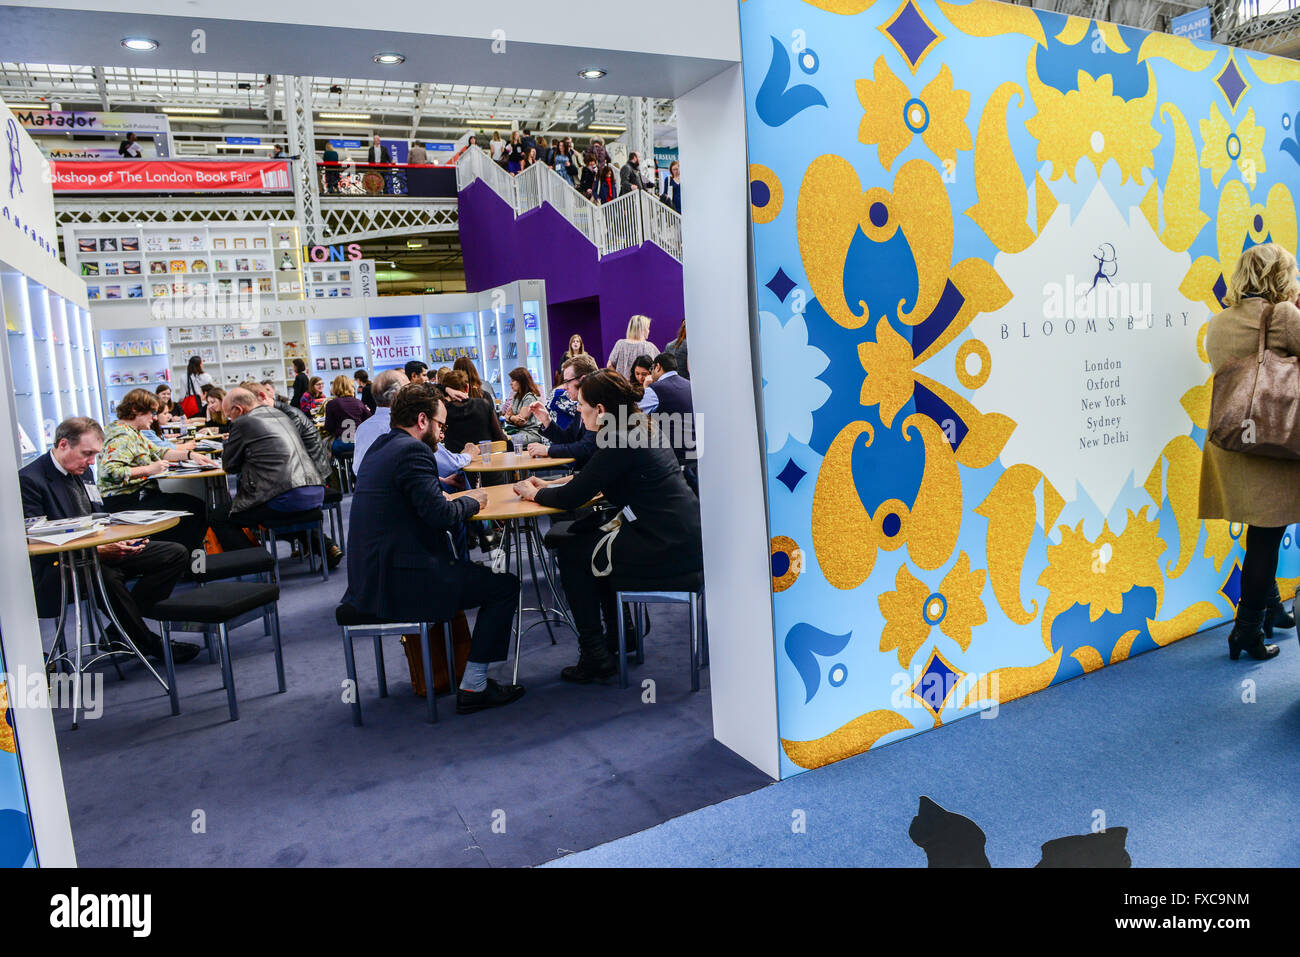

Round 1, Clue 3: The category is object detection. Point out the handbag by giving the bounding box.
[180,394,200,418]
[399,610,473,697]
[1207,302,1300,459]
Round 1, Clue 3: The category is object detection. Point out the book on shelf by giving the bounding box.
[121,236,139,252]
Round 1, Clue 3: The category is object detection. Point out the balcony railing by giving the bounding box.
[456,148,682,262]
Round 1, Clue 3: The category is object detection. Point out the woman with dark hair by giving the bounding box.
[300,376,326,415]
[523,146,539,171]
[552,139,574,184]
[663,320,689,379]
[354,368,375,413]
[290,357,310,411]
[503,367,546,446]
[204,386,229,431]
[183,356,213,413]
[453,355,497,406]
[505,131,525,174]
[514,370,702,682]
[594,163,617,204]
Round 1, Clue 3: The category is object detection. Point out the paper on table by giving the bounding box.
[107,510,193,525]
[27,524,105,547]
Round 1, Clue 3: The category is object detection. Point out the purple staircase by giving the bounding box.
[457,177,685,375]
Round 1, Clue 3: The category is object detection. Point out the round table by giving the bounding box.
[30,517,180,728]
[156,467,229,512]
[449,484,576,682]
[462,451,574,476]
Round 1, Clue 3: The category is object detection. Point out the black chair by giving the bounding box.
[323,487,346,553]
[254,509,329,582]
[150,581,284,721]
[611,571,707,691]
[336,603,454,726]
[334,450,356,494]
[189,548,277,663]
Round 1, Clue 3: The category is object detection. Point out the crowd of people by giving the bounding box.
[23,325,703,714]
[314,127,682,210]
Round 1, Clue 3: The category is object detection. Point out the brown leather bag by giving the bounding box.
[1208,302,1300,459]
[399,610,473,697]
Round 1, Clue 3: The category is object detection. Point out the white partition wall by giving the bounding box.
[678,61,781,779]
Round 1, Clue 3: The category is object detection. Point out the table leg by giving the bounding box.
[529,519,575,634]
[511,519,524,686]
[523,519,557,646]
[85,551,169,694]
[67,558,85,731]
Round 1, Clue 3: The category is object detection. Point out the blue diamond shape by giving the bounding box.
[766,267,796,303]
[886,1,939,69]
[1221,561,1243,608]
[1218,59,1247,110]
[911,652,958,714]
[777,458,806,492]
[1213,272,1228,308]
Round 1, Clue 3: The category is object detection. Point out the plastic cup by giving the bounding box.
[512,436,525,456]
[479,440,492,460]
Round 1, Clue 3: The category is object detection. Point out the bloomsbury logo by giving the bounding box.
[49,887,151,937]
[6,117,23,199]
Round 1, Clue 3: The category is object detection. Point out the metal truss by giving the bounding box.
[283,74,322,244]
[1223,3,1300,50]
[54,196,458,245]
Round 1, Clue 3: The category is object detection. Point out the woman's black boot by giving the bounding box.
[1266,584,1295,640]
[561,632,617,683]
[1228,603,1280,661]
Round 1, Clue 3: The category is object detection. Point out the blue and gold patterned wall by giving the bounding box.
[741,0,1300,776]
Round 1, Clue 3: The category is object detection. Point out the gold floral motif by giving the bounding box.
[855,59,970,170]
[1202,519,1236,573]
[857,316,916,427]
[781,709,913,769]
[878,563,931,667]
[1037,507,1167,649]
[0,682,12,754]
[877,552,986,667]
[1199,102,1266,188]
[1025,47,1159,184]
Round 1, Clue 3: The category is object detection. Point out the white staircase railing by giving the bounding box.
[458,152,682,262]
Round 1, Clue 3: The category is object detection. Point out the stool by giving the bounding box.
[323,487,346,553]
[335,451,356,494]
[150,581,284,721]
[190,548,277,663]
[612,571,706,691]
[335,603,454,726]
[257,509,329,582]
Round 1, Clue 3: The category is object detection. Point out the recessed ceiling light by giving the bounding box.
[373,52,405,65]
[121,37,158,52]
[578,69,606,80]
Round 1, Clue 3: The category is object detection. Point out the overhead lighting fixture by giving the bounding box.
[406,240,424,248]
[162,107,221,115]
[5,103,50,110]
[587,124,626,132]
[121,37,159,52]
[474,119,514,127]
[163,115,226,123]
[318,112,370,120]
[373,52,405,65]
[578,69,606,80]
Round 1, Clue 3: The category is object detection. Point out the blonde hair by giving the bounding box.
[626,314,651,341]
[1225,243,1300,306]
[331,374,355,398]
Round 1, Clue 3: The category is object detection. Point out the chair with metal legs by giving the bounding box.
[336,606,455,726]
[148,581,284,721]
[611,572,707,691]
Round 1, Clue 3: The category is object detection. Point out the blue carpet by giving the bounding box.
[48,502,768,867]
[546,620,1300,867]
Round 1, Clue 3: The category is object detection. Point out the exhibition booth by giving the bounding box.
[2,0,1291,866]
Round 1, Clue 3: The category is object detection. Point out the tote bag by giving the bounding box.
[1207,303,1300,459]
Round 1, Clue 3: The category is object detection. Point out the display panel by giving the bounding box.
[741,0,1300,775]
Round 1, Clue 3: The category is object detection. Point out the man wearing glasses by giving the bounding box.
[525,353,599,468]
[342,382,525,713]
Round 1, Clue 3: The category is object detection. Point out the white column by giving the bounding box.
[677,62,782,779]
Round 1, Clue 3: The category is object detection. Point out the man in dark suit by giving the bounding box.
[525,354,598,468]
[367,134,393,193]
[20,417,198,663]
[342,384,525,713]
